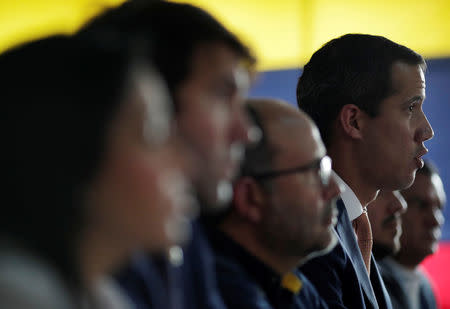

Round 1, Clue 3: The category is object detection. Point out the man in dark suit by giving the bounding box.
[376,161,445,309]
[296,34,434,308]
[80,2,256,308]
[208,98,341,308]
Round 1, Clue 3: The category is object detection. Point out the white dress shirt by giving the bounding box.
[332,170,364,221]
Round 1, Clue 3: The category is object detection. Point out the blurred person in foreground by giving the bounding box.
[80,1,257,308]
[379,161,446,309]
[0,35,193,308]
[296,33,434,309]
[207,98,341,308]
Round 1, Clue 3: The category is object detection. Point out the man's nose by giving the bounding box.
[415,112,434,143]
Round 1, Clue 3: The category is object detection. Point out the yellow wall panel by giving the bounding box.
[0,0,125,53]
[309,0,450,64]
[177,0,450,70]
[172,0,304,71]
[0,0,449,70]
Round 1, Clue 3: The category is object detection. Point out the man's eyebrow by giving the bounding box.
[405,95,424,104]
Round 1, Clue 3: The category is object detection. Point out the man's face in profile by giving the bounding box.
[367,191,407,257]
[258,118,340,259]
[358,62,433,192]
[400,172,446,261]
[175,42,253,208]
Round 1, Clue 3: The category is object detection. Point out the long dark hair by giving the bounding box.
[0,35,141,295]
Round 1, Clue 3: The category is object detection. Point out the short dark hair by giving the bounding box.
[296,33,425,146]
[0,35,144,293]
[80,1,255,110]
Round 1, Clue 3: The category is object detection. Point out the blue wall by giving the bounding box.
[249,58,450,241]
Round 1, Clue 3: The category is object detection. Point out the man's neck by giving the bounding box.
[372,243,394,261]
[78,226,128,287]
[329,147,379,207]
[394,251,422,270]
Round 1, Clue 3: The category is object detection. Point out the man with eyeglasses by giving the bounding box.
[296,34,434,309]
[206,98,341,309]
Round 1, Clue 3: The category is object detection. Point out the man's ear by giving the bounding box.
[232,177,266,223]
[338,104,366,140]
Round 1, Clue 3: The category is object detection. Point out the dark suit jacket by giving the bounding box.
[116,254,169,309]
[300,199,392,309]
[378,259,438,309]
[116,220,227,309]
[207,227,328,309]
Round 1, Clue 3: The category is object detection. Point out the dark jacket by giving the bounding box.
[116,220,227,309]
[208,227,328,309]
[378,258,438,309]
[300,199,392,309]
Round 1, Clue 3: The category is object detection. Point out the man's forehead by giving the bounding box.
[268,117,325,161]
[190,43,248,89]
[406,173,446,205]
[431,174,447,206]
[390,61,426,93]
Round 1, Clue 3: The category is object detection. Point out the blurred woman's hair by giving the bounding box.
[0,35,147,294]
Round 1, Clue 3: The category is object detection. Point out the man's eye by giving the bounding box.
[408,104,415,112]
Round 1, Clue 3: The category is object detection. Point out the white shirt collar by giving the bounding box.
[332,170,364,221]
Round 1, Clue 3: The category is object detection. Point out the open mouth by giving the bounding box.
[414,147,428,169]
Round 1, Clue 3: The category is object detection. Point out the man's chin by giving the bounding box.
[304,228,338,262]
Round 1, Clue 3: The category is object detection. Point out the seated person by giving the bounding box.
[207,98,341,308]
[296,33,433,309]
[376,161,446,309]
[0,35,192,308]
[79,2,256,308]
[367,190,407,260]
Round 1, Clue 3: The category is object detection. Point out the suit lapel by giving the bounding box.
[378,260,408,309]
[370,256,392,309]
[335,199,379,309]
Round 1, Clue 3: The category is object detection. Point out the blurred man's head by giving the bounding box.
[0,35,193,286]
[367,191,407,259]
[220,99,341,273]
[297,34,433,204]
[81,1,256,209]
[395,161,446,268]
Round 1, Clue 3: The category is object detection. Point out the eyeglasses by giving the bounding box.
[250,155,332,187]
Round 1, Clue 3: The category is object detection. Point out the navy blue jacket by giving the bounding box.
[116,220,227,309]
[208,227,328,309]
[300,199,392,309]
[116,254,169,309]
